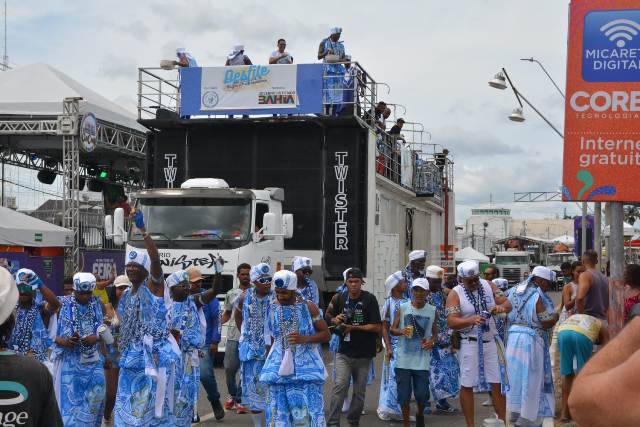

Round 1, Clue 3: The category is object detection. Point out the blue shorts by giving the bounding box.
[394,368,430,406]
[558,330,593,376]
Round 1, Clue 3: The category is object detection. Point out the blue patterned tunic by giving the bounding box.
[239,288,273,411]
[115,283,179,427]
[298,277,320,306]
[506,284,555,424]
[51,296,104,427]
[8,300,52,362]
[377,296,408,418]
[427,290,460,400]
[169,296,204,426]
[321,37,346,106]
[259,299,327,426]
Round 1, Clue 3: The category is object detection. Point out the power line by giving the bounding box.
[1,178,63,199]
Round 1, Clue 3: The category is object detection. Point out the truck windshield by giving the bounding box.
[135,198,252,242]
[549,254,575,263]
[495,256,529,265]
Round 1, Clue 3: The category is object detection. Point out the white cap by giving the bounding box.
[273,270,297,291]
[384,271,404,297]
[532,266,556,283]
[457,260,479,278]
[0,267,18,324]
[114,275,132,288]
[425,265,444,279]
[408,250,426,261]
[412,278,429,291]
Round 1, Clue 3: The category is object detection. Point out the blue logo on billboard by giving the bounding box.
[202,91,219,108]
[582,10,640,82]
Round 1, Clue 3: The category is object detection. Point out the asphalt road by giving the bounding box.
[194,291,563,426]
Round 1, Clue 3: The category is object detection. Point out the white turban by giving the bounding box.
[493,278,509,290]
[15,268,43,289]
[412,278,429,291]
[176,47,186,56]
[409,250,426,261]
[532,266,556,283]
[273,270,297,291]
[228,44,244,59]
[0,267,18,324]
[250,263,272,283]
[73,272,97,292]
[126,249,151,273]
[425,265,444,279]
[165,270,189,288]
[292,256,312,272]
[384,271,403,297]
[330,27,342,35]
[457,260,479,278]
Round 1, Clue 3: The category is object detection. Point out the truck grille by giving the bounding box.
[503,268,522,284]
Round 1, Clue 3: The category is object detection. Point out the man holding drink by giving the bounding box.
[390,278,437,427]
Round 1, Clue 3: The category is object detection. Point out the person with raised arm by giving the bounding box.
[114,209,180,426]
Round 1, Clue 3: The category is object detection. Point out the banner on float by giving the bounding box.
[179,64,324,116]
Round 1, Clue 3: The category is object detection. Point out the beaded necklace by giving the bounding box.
[246,289,271,353]
[70,296,98,357]
[9,303,38,355]
[118,289,142,352]
[277,300,299,351]
[463,282,491,392]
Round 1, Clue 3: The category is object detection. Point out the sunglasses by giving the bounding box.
[257,277,273,284]
[17,284,33,294]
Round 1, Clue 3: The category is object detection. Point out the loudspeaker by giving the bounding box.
[37,170,56,185]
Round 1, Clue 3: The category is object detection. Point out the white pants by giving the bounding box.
[459,339,500,387]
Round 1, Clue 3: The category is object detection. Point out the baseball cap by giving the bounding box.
[185,266,204,283]
[345,268,365,282]
[412,278,429,290]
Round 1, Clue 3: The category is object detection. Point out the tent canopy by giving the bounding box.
[455,246,490,263]
[0,206,73,247]
[552,234,575,245]
[604,222,635,237]
[0,63,145,132]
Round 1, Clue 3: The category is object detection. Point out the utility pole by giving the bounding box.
[1,1,7,71]
[471,224,475,249]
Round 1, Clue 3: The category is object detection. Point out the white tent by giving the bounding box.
[455,246,490,263]
[604,222,635,237]
[0,63,145,132]
[0,206,73,247]
[552,234,575,245]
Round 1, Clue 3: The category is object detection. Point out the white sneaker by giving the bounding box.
[377,410,391,421]
[482,397,493,407]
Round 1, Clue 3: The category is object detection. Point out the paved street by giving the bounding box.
[194,292,563,426]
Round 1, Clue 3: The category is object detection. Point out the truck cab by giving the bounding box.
[125,178,293,290]
[494,251,530,286]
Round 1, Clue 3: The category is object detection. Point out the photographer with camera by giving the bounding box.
[327,268,381,427]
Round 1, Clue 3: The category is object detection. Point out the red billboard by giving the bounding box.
[563,0,640,202]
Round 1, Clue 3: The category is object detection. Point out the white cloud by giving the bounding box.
[5,0,576,221]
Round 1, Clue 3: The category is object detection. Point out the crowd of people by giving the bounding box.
[4,206,640,426]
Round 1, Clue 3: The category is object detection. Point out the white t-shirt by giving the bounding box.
[270,50,293,64]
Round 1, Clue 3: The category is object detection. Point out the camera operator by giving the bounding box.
[326,268,381,427]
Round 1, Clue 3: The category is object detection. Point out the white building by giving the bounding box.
[461,208,512,255]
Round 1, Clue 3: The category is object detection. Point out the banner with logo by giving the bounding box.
[179,64,324,116]
[563,0,640,201]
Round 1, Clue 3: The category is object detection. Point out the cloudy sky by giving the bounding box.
[4,0,581,223]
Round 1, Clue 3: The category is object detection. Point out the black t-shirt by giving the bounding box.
[333,291,381,359]
[0,352,62,427]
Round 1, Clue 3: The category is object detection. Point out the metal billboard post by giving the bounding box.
[594,201,602,268]
[610,202,624,279]
[581,202,587,257]
[61,97,81,276]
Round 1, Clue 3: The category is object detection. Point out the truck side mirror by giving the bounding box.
[283,214,294,239]
[105,208,127,246]
[113,208,126,246]
[262,212,280,240]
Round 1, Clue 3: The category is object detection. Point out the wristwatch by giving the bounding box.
[628,303,640,323]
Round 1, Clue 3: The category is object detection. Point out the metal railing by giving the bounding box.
[138,68,180,120]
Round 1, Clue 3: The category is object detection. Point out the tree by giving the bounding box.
[623,205,640,226]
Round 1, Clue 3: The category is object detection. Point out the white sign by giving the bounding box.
[79,113,97,153]
[200,64,298,111]
[334,152,349,250]
[164,154,177,188]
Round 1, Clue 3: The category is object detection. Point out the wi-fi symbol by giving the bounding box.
[600,19,640,48]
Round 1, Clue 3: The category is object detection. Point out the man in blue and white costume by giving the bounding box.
[260,270,330,426]
[425,265,459,414]
[318,27,347,115]
[506,266,558,427]
[292,256,320,306]
[446,260,512,427]
[166,269,216,426]
[377,271,408,421]
[404,250,427,300]
[175,48,198,68]
[52,272,106,427]
[115,210,180,426]
[234,263,274,427]
[9,268,60,362]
